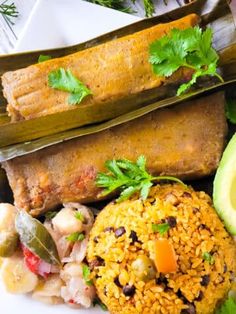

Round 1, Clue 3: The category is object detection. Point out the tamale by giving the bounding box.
[2,14,199,122]
[2,92,227,215]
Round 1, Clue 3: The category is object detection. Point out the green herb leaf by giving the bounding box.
[216,297,236,314]
[149,26,223,95]
[74,211,84,222]
[66,232,85,242]
[82,264,93,286]
[38,55,52,63]
[202,252,215,265]
[152,223,170,236]
[143,0,155,17]
[0,2,18,24]
[96,156,186,202]
[93,298,108,311]
[225,98,236,124]
[48,68,92,105]
[15,211,60,265]
[45,211,58,220]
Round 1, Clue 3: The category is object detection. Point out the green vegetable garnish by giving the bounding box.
[66,232,85,242]
[82,264,93,286]
[202,252,215,265]
[149,26,223,95]
[38,54,52,63]
[143,0,155,17]
[48,68,92,105]
[152,223,170,236]
[93,298,108,311]
[74,211,84,222]
[0,1,18,24]
[96,155,185,202]
[225,98,236,124]
[216,297,236,314]
[45,210,58,220]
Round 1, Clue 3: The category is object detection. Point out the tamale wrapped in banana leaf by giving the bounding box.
[2,14,199,122]
[2,92,227,215]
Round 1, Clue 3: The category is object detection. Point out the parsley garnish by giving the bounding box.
[152,223,170,235]
[74,211,84,222]
[202,252,215,265]
[93,298,108,311]
[45,211,58,220]
[96,155,185,202]
[48,68,92,105]
[82,264,93,286]
[149,26,223,95]
[216,297,236,314]
[66,232,85,242]
[38,55,52,63]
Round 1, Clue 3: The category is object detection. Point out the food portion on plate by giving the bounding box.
[0,3,236,313]
[2,92,227,216]
[87,184,236,314]
[2,14,199,121]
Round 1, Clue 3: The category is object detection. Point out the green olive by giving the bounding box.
[0,231,19,257]
[131,255,157,282]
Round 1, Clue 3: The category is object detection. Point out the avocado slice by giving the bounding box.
[213,133,236,235]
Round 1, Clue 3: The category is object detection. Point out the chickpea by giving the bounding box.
[52,207,83,235]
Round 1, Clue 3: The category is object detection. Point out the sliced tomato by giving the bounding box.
[21,244,50,278]
[21,244,41,274]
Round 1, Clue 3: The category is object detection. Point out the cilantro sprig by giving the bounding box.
[82,264,93,286]
[48,68,92,105]
[66,232,85,242]
[149,26,223,95]
[216,297,236,314]
[152,223,170,236]
[202,252,215,265]
[96,155,185,202]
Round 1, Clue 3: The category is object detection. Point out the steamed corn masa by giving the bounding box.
[2,14,199,121]
[2,92,227,215]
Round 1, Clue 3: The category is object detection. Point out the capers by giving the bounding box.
[131,255,157,282]
[0,231,19,257]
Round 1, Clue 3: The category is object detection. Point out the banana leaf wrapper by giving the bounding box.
[1,92,227,215]
[0,0,235,148]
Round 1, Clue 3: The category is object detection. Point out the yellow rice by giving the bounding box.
[87,184,236,314]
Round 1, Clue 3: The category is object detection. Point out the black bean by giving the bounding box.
[182,192,192,198]
[89,256,105,270]
[122,285,136,297]
[129,230,138,244]
[93,236,99,243]
[195,291,204,301]
[115,227,126,238]
[156,274,168,286]
[181,304,196,314]
[166,216,177,228]
[104,226,114,233]
[200,275,210,286]
[199,224,210,231]
[192,207,199,214]
[114,276,122,288]
[224,264,227,273]
[177,289,188,304]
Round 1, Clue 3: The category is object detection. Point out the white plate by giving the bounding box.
[1,1,140,313]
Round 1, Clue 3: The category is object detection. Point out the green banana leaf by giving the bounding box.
[0,0,235,159]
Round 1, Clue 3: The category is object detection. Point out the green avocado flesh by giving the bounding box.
[213,133,236,235]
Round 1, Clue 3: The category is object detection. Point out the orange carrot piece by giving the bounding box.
[154,239,177,273]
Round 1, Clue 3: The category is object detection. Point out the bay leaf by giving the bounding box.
[15,211,60,265]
